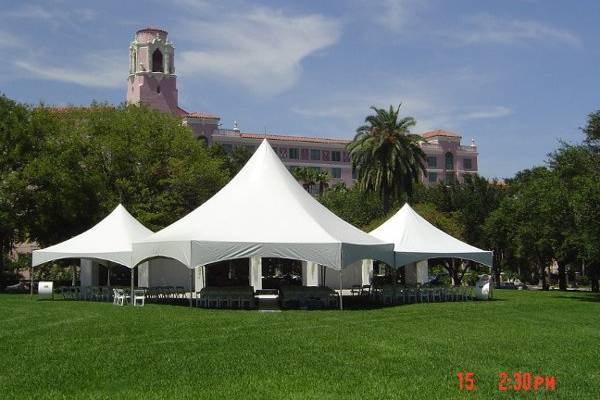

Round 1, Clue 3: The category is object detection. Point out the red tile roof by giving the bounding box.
[216,130,351,145]
[137,27,168,34]
[421,129,462,139]
[185,111,220,119]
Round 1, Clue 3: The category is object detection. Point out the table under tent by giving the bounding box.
[368,203,494,305]
[132,139,394,310]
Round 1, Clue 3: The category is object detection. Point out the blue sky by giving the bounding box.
[1,0,598,178]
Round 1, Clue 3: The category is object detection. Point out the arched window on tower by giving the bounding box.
[152,49,164,72]
[445,152,454,170]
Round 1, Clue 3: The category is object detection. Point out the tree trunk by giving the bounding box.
[0,251,5,290]
[557,262,567,291]
[382,185,390,214]
[589,263,599,293]
[538,264,549,291]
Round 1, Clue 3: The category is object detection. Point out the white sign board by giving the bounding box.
[38,281,54,300]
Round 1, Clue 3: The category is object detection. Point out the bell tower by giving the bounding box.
[126,27,181,115]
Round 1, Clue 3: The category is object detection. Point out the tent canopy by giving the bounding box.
[132,139,394,270]
[369,203,493,267]
[32,204,153,268]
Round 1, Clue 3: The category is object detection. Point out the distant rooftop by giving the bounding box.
[421,129,462,139]
[136,27,168,34]
[216,130,351,145]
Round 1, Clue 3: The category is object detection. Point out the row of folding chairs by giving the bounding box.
[142,286,186,301]
[61,286,112,301]
[375,286,473,305]
[279,287,339,309]
[112,288,145,307]
[196,287,256,309]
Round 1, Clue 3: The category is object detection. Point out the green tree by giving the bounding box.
[582,110,600,144]
[0,94,32,287]
[319,184,385,229]
[347,105,426,213]
[292,167,318,193]
[22,103,229,245]
[209,143,253,177]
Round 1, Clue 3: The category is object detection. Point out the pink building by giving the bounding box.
[127,28,479,188]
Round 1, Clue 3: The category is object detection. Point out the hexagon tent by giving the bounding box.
[369,203,493,267]
[132,139,394,270]
[32,204,153,268]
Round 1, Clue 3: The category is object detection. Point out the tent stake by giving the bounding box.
[338,270,343,311]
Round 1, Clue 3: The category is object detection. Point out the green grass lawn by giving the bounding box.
[0,290,598,399]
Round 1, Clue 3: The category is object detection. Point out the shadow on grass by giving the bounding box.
[555,293,600,303]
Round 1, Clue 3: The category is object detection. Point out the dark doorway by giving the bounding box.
[262,258,302,289]
[206,259,249,287]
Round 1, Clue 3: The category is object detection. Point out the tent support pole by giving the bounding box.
[30,265,33,298]
[338,270,343,311]
[130,266,135,307]
[107,262,111,288]
[189,268,194,308]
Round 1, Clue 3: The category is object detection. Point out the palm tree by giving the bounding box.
[315,170,330,195]
[347,104,426,213]
[292,167,317,192]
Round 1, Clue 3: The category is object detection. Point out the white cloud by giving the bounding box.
[449,14,581,47]
[0,29,25,49]
[5,4,97,25]
[292,73,512,134]
[15,52,125,89]
[175,6,342,95]
[458,106,513,120]
[372,0,426,32]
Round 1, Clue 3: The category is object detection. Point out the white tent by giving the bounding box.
[32,204,153,268]
[132,139,394,270]
[369,203,493,267]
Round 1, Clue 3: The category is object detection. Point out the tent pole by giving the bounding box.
[338,270,343,311]
[130,266,135,307]
[107,262,111,288]
[189,268,193,308]
[30,264,33,298]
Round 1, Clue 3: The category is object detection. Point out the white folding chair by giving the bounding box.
[133,289,145,307]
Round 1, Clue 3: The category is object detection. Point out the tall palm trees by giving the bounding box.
[292,167,329,195]
[347,105,426,213]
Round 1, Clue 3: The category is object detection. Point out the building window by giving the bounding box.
[152,49,164,72]
[310,149,321,160]
[301,148,309,160]
[278,147,288,159]
[331,151,341,162]
[289,148,299,159]
[445,152,454,170]
[322,150,330,161]
[331,168,341,179]
[445,172,455,185]
[427,156,437,168]
[463,158,472,170]
[428,172,437,184]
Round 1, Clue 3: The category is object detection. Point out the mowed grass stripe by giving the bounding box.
[0,290,598,399]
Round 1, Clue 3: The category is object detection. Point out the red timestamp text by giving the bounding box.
[498,371,556,392]
[456,371,556,392]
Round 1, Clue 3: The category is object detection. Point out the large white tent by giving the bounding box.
[370,203,493,267]
[132,139,394,270]
[32,204,153,268]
